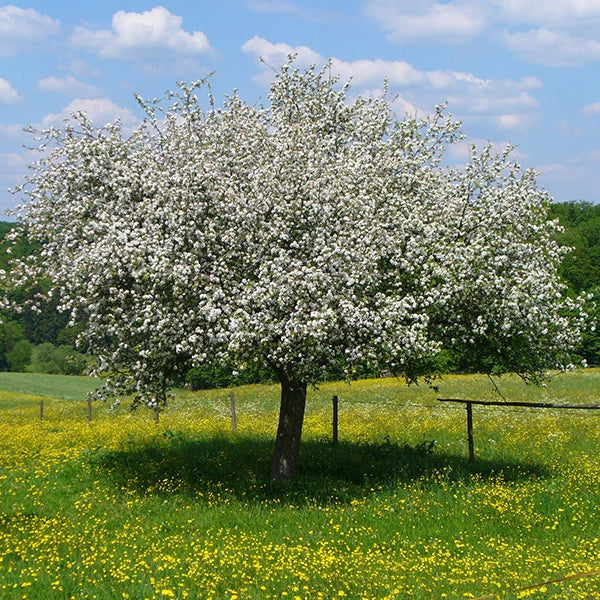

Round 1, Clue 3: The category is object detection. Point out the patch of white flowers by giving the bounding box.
[6,60,588,406]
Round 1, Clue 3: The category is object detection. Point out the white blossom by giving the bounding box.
[5,59,587,407]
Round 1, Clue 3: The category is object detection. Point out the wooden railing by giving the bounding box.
[438,397,600,461]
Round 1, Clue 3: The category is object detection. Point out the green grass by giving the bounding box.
[1,370,600,599]
[0,371,101,401]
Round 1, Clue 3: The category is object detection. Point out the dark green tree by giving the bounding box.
[549,201,600,365]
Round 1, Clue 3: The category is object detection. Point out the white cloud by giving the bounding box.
[332,58,424,88]
[443,76,540,130]
[537,162,593,202]
[63,59,103,80]
[448,75,540,110]
[242,37,541,129]
[496,1,600,66]
[37,76,102,98]
[71,6,212,60]
[0,123,25,139]
[0,5,60,56]
[40,98,138,130]
[242,36,425,88]
[582,102,600,117]
[0,152,26,174]
[364,0,600,66]
[364,0,488,45]
[0,78,21,104]
[494,0,600,28]
[358,87,424,117]
[389,94,422,117]
[242,36,321,71]
[502,28,600,66]
[494,114,528,129]
[536,149,600,202]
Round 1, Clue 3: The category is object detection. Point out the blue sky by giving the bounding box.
[1,0,599,216]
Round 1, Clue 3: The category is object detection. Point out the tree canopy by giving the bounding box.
[550,200,600,294]
[549,200,600,366]
[6,60,588,479]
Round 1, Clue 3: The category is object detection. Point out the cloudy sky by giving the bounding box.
[1,0,599,215]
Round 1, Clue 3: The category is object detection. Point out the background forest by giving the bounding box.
[0,199,598,384]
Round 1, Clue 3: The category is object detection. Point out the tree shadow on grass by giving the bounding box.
[89,432,550,506]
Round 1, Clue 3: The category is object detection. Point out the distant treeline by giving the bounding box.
[548,201,600,368]
[0,221,88,376]
[0,200,598,383]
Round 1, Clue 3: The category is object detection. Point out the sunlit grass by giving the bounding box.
[1,370,600,598]
[0,372,101,401]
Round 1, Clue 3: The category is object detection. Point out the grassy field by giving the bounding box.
[1,370,600,599]
[0,372,101,401]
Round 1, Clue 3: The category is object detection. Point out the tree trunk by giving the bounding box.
[270,370,307,481]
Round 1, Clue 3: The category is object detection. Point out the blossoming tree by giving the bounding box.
[9,61,586,480]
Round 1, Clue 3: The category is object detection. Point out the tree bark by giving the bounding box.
[270,370,307,481]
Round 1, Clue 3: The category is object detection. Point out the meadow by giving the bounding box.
[1,370,600,599]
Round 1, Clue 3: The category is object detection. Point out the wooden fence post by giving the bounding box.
[332,395,339,445]
[230,391,237,432]
[154,404,159,424]
[87,396,92,422]
[39,399,44,421]
[466,401,475,462]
